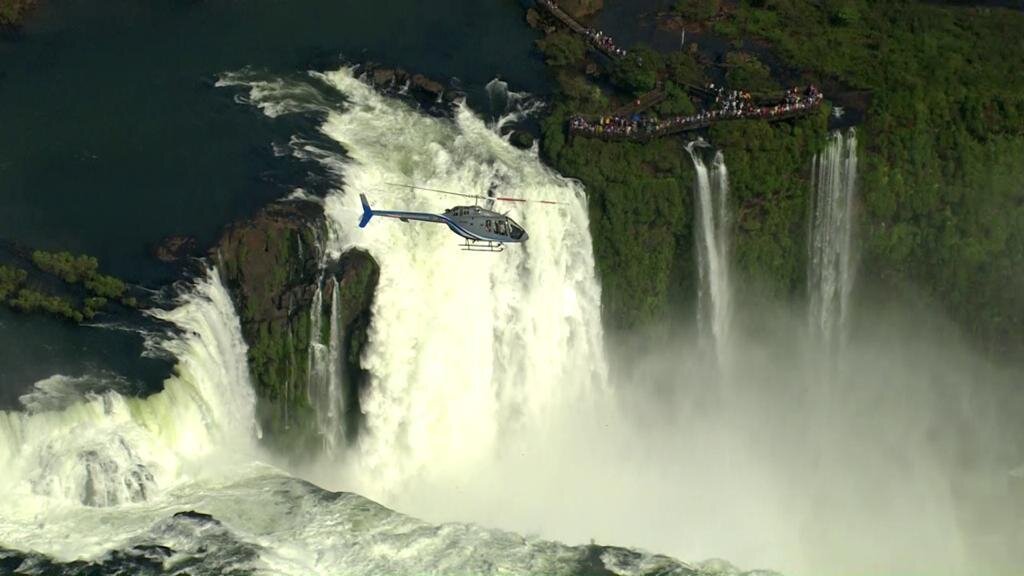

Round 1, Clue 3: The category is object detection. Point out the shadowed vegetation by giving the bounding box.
[722,0,1024,354]
[0,0,38,26]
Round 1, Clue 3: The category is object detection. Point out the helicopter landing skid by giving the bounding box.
[460,240,505,253]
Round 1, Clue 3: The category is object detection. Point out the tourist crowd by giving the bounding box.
[569,85,824,139]
[583,28,627,58]
[537,0,628,58]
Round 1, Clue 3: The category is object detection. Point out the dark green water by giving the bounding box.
[0,0,550,406]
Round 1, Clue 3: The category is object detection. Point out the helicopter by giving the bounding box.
[358,183,562,252]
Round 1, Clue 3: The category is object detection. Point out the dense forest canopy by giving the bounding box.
[538,0,1024,356]
[725,0,1024,354]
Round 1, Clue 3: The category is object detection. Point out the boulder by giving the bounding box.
[371,68,396,87]
[411,74,444,99]
[152,235,197,263]
[510,130,536,150]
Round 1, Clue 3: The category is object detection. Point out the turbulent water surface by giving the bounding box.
[0,272,701,576]
[3,53,1024,576]
[216,69,1024,576]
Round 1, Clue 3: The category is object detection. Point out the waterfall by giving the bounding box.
[686,142,732,357]
[307,274,346,452]
[486,76,544,136]
[0,270,256,508]
[808,128,858,345]
[324,277,346,450]
[307,274,347,452]
[291,67,609,500]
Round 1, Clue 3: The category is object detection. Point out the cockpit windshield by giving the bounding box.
[509,222,525,240]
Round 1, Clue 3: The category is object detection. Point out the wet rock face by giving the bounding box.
[215,201,325,455]
[152,235,198,263]
[364,64,464,115]
[215,201,379,459]
[322,249,379,440]
[411,73,444,98]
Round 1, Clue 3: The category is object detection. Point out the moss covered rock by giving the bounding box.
[215,201,379,460]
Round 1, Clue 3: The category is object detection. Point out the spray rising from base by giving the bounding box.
[227,68,1024,576]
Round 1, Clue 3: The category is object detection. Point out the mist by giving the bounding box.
[308,288,1024,576]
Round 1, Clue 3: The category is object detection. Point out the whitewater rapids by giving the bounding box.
[1,66,1019,576]
[0,271,704,576]
[220,67,1024,576]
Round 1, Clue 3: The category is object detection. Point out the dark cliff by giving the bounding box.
[215,200,379,459]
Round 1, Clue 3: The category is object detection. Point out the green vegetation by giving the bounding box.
[536,31,587,67]
[610,46,662,95]
[83,296,108,320]
[0,0,37,26]
[216,203,380,459]
[722,0,1024,353]
[8,289,84,323]
[31,251,98,284]
[31,250,130,304]
[544,104,696,329]
[2,252,131,323]
[674,0,721,22]
[655,82,697,117]
[709,110,829,301]
[533,0,1023,354]
[723,52,780,94]
[84,274,126,300]
[0,266,28,300]
[534,13,825,328]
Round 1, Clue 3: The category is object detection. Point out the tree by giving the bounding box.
[610,45,662,95]
[536,32,587,68]
[674,0,720,21]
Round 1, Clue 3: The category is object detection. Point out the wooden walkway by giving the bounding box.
[535,0,627,59]
[569,103,822,142]
[609,89,666,117]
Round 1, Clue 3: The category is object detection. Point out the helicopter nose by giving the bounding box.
[520,230,529,242]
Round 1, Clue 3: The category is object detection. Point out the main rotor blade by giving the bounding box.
[384,182,564,205]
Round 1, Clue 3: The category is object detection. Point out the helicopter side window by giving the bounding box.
[485,220,492,231]
[495,220,507,235]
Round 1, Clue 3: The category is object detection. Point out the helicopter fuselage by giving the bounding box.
[441,205,528,243]
[358,194,528,248]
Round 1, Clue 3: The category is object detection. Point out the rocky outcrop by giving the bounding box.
[215,201,379,460]
[510,130,536,150]
[557,0,604,19]
[320,249,379,440]
[411,74,444,99]
[152,235,198,263]
[364,64,465,115]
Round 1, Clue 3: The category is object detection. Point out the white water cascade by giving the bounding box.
[485,76,543,136]
[0,271,258,551]
[0,268,688,576]
[308,68,608,502]
[307,276,346,452]
[686,142,732,357]
[808,128,858,345]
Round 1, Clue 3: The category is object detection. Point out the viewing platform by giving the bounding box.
[569,87,824,141]
[535,0,628,59]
